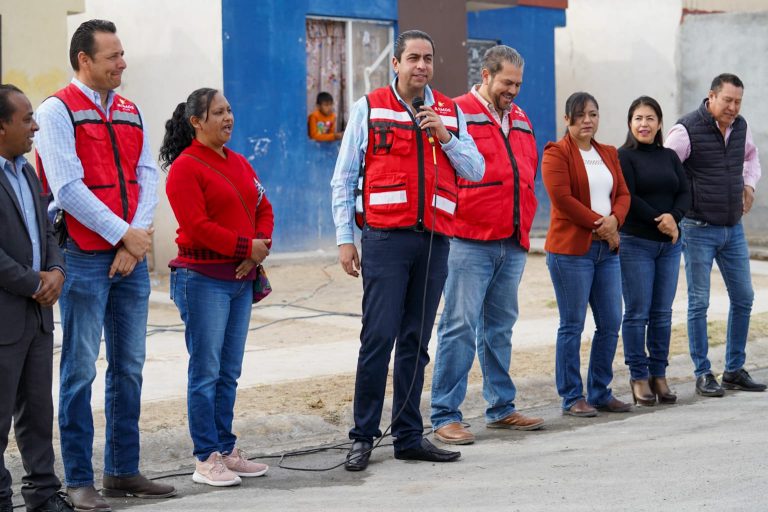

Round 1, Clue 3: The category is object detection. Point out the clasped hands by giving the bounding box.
[110,226,154,278]
[593,214,619,251]
[235,238,271,279]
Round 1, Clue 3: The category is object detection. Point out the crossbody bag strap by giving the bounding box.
[181,153,255,230]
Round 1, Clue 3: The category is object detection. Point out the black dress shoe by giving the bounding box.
[722,369,767,392]
[696,372,724,397]
[344,440,373,471]
[394,438,461,463]
[30,492,74,512]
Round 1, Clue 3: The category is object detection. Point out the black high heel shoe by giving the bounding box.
[649,376,677,404]
[630,379,656,406]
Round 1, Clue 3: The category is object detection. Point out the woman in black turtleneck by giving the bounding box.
[618,96,691,406]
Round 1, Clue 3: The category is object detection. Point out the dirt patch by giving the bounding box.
[127,311,768,437]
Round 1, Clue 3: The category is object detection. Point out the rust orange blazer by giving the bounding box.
[542,133,630,255]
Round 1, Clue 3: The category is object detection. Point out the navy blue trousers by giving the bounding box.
[349,227,449,451]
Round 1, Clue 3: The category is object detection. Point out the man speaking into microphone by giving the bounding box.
[330,29,484,471]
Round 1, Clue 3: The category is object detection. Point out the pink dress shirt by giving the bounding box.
[665,121,761,190]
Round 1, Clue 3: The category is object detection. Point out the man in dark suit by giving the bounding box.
[0,85,71,512]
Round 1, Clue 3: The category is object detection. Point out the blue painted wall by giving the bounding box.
[223,1,565,251]
[468,6,566,231]
[223,0,397,252]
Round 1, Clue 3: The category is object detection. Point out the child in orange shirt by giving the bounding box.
[308,92,342,142]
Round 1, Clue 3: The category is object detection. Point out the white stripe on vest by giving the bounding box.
[370,190,408,206]
[463,112,492,124]
[440,115,458,130]
[370,108,412,124]
[432,194,456,215]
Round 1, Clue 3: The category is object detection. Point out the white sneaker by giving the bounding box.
[192,452,242,487]
[222,448,269,477]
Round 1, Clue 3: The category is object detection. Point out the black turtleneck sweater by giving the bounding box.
[618,143,691,242]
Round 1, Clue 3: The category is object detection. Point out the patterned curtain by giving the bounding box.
[306,19,347,127]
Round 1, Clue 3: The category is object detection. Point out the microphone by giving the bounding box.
[411,97,434,145]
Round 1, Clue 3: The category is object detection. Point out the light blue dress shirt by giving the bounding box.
[330,79,485,245]
[1,155,41,271]
[34,78,159,246]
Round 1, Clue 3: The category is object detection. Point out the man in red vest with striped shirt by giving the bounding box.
[430,45,544,445]
[331,30,484,471]
[35,19,175,511]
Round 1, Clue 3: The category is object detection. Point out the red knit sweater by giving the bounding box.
[166,140,274,264]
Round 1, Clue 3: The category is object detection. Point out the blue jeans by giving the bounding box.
[350,227,449,452]
[619,234,682,380]
[58,243,149,487]
[170,268,252,461]
[546,242,621,410]
[680,218,754,376]
[431,238,526,430]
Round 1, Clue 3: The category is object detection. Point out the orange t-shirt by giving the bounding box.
[308,109,337,141]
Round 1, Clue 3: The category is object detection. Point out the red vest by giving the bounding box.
[454,92,538,249]
[355,86,460,237]
[39,83,143,250]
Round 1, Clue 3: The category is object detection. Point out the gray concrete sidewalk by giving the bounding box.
[122,368,768,512]
[11,245,768,511]
[49,249,768,410]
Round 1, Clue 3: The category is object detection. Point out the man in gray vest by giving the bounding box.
[665,73,765,397]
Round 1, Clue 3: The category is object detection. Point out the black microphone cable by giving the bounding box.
[319,97,444,471]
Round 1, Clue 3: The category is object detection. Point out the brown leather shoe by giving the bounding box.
[66,486,111,512]
[563,398,597,417]
[630,379,656,406]
[487,412,545,431]
[595,397,632,413]
[101,474,177,499]
[649,376,677,404]
[434,422,475,445]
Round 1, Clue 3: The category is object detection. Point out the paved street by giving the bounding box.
[124,369,768,512]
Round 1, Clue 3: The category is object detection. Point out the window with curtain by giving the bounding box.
[306,17,394,133]
[306,19,347,130]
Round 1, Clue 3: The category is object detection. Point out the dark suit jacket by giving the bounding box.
[0,161,64,344]
[541,134,631,256]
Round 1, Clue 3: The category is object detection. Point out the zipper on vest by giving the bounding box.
[105,122,130,220]
[501,129,521,238]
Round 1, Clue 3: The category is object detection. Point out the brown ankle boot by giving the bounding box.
[630,379,656,406]
[649,376,677,404]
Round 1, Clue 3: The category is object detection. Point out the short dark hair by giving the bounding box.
[710,73,744,93]
[69,19,117,71]
[394,30,434,61]
[621,95,664,150]
[0,84,23,124]
[564,91,599,125]
[316,92,333,105]
[482,45,524,76]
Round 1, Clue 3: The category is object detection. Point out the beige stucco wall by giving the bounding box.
[555,0,683,147]
[0,0,84,106]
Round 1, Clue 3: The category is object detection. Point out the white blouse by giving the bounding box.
[579,146,613,217]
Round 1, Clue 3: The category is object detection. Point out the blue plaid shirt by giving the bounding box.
[35,79,159,246]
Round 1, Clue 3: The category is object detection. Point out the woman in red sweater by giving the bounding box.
[542,92,631,418]
[160,88,274,487]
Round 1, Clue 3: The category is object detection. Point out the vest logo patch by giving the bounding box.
[116,97,137,113]
[433,102,452,115]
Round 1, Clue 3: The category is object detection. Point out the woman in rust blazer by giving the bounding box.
[542,92,631,418]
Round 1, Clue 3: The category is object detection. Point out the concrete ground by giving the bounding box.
[125,370,768,512]
[6,241,768,510]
